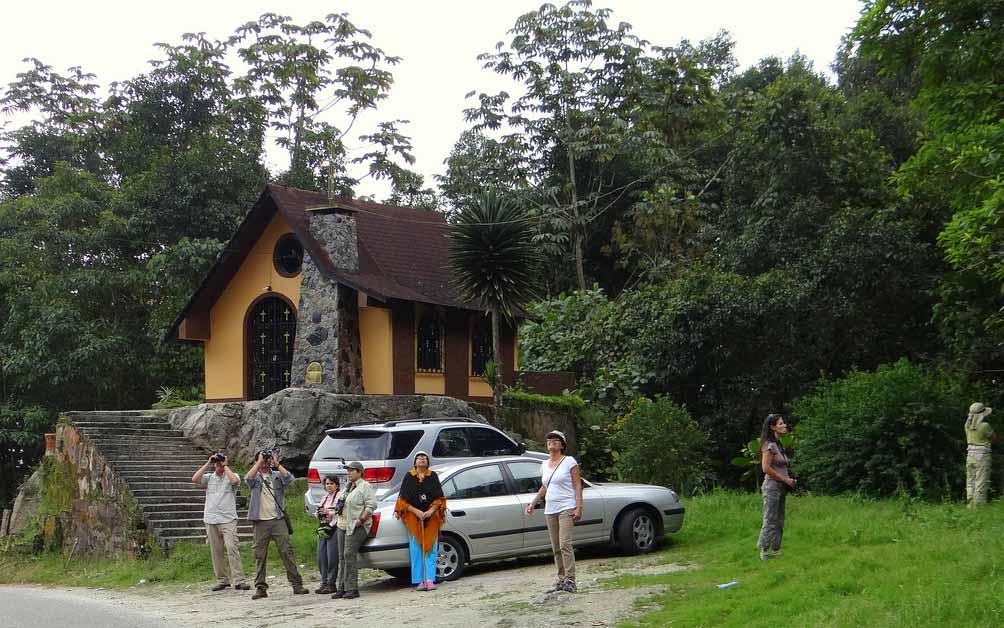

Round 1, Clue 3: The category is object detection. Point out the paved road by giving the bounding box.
[0,586,169,628]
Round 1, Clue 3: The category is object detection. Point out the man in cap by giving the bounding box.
[192,451,248,591]
[965,402,998,507]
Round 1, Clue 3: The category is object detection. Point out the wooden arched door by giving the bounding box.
[246,295,297,400]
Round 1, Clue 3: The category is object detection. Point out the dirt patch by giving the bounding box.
[24,553,691,628]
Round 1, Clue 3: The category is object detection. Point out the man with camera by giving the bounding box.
[192,452,248,591]
[245,448,308,599]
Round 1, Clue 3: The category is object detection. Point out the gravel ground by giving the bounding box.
[6,552,690,628]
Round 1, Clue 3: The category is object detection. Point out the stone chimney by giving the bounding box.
[290,209,364,394]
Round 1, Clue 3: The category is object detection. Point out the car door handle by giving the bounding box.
[451,510,466,517]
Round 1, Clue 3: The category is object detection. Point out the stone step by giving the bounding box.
[147,517,251,529]
[92,441,198,449]
[157,526,253,539]
[129,481,216,490]
[164,534,255,545]
[131,488,210,498]
[65,412,162,421]
[145,510,248,522]
[74,421,175,429]
[79,428,184,437]
[142,502,245,513]
[101,453,209,462]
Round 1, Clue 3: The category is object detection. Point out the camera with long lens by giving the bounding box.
[333,495,346,516]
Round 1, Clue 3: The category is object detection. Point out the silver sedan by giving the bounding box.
[358,456,685,581]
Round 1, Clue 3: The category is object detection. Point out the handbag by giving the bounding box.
[262,475,294,535]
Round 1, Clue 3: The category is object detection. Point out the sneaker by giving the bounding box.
[292,585,310,595]
[211,583,230,592]
[343,590,360,599]
[561,580,577,593]
[759,550,770,561]
[331,590,346,599]
[252,588,268,600]
[425,580,436,591]
[546,579,566,593]
[771,549,783,558]
[416,582,428,591]
[234,583,250,591]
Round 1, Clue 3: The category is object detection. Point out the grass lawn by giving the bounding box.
[618,491,1004,628]
[3,485,1004,628]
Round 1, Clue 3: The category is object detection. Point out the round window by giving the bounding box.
[273,233,304,277]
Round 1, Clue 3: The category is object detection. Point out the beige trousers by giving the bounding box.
[966,452,992,506]
[545,510,576,584]
[206,520,245,585]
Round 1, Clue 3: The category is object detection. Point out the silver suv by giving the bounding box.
[303,418,540,513]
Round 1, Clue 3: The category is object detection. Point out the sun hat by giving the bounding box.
[413,450,431,466]
[544,430,566,446]
[966,402,993,431]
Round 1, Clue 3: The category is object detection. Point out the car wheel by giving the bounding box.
[383,567,410,581]
[436,534,467,581]
[617,507,659,555]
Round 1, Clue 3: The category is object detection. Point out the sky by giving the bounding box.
[1,0,865,200]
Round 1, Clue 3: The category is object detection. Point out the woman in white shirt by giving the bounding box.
[526,430,583,593]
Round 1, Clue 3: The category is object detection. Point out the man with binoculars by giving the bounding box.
[192,451,248,591]
[245,448,308,599]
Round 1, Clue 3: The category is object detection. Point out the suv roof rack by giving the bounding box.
[326,416,481,432]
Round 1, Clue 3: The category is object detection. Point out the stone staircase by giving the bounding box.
[65,410,253,547]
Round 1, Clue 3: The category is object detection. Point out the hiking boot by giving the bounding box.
[292,585,310,595]
[343,590,360,599]
[234,583,250,591]
[211,583,230,592]
[251,588,268,600]
[561,580,577,593]
[546,579,566,593]
[331,590,346,599]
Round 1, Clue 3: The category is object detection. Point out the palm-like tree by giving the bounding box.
[449,190,540,407]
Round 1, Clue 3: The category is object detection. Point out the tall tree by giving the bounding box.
[464,0,648,290]
[449,191,540,407]
[232,13,420,194]
[853,0,1004,363]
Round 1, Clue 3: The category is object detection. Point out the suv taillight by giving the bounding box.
[368,512,381,537]
[362,467,395,483]
[307,468,321,484]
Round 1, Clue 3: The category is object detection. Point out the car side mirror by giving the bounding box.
[517,441,527,454]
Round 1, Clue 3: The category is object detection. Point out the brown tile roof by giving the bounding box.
[167,184,529,343]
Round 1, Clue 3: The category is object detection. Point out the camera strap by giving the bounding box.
[261,474,287,518]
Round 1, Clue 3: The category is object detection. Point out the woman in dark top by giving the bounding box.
[393,451,446,590]
[757,414,797,561]
[313,475,340,593]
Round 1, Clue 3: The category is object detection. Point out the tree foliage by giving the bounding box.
[793,360,981,499]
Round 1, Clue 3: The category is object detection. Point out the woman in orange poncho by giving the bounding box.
[393,451,446,591]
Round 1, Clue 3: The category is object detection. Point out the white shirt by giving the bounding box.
[201,471,238,525]
[541,456,579,515]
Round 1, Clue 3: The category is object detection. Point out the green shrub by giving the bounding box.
[610,396,712,495]
[792,359,979,500]
[502,390,585,413]
[576,405,616,481]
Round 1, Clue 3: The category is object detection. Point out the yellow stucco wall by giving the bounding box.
[416,373,446,395]
[203,213,302,400]
[359,306,393,394]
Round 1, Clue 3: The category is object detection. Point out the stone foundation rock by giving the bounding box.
[168,389,485,471]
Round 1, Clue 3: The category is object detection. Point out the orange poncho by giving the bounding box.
[394,469,447,553]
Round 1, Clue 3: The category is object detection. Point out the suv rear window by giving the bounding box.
[315,429,424,461]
